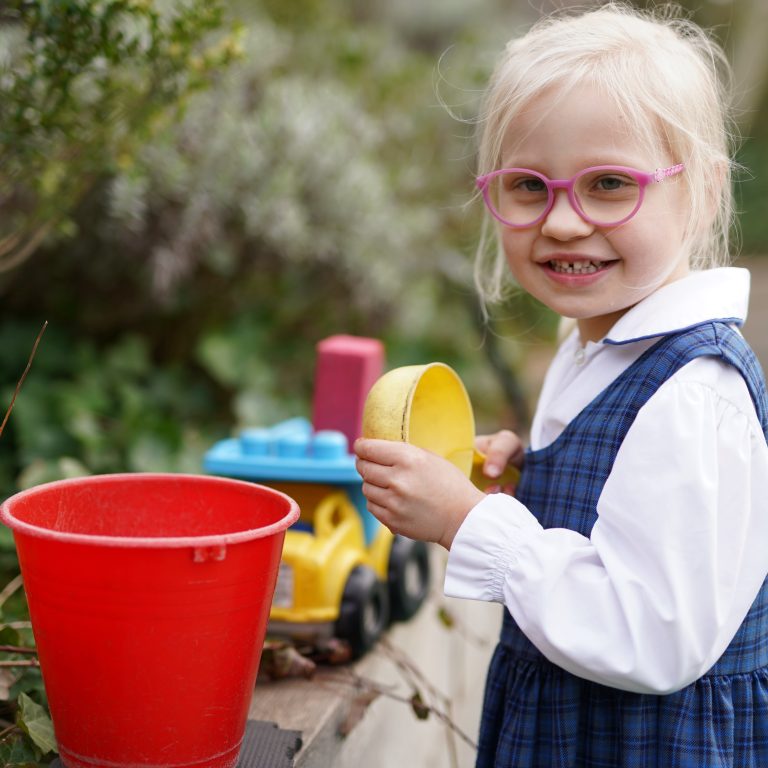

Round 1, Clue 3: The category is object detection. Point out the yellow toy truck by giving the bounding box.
[204,337,430,657]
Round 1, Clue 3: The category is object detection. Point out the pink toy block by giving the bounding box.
[312,335,385,447]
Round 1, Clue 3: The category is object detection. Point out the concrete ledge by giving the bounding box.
[248,546,502,768]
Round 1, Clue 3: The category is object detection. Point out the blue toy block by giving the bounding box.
[203,418,381,543]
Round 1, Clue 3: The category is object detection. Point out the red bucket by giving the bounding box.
[0,473,299,768]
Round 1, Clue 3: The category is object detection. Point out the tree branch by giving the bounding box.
[0,221,54,274]
[0,722,21,741]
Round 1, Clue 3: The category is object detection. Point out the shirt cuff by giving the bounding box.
[444,493,542,603]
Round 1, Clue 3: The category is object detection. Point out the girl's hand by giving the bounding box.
[354,438,485,550]
[475,430,524,494]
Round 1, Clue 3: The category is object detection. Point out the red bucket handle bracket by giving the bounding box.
[192,545,227,563]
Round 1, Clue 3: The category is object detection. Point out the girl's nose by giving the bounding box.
[540,190,594,240]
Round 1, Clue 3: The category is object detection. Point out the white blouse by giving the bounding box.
[445,268,768,695]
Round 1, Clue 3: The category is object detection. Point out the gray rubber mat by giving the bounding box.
[50,720,303,768]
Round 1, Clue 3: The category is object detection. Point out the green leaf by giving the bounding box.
[0,732,41,766]
[0,525,17,553]
[9,668,47,704]
[436,605,455,629]
[17,457,89,492]
[16,692,57,756]
[0,625,23,647]
[409,690,430,721]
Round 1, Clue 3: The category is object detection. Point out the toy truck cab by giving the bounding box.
[204,417,430,657]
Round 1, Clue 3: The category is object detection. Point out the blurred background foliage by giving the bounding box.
[0,0,766,755]
[0,0,766,543]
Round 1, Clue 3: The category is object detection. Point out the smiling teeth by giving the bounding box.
[550,260,603,274]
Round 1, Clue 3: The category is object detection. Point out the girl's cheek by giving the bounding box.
[503,247,530,283]
[501,239,519,271]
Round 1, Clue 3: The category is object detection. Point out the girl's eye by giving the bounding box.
[506,176,546,193]
[593,175,633,192]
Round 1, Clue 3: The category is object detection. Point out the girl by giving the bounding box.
[354,4,768,767]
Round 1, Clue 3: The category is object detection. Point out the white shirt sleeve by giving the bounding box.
[445,357,768,694]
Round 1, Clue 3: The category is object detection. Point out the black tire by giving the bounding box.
[387,536,430,622]
[335,565,390,658]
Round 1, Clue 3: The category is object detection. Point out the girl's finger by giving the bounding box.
[364,499,394,531]
[355,458,390,489]
[484,430,524,473]
[361,482,390,508]
[353,438,406,465]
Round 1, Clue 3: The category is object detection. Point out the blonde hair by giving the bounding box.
[474,2,738,304]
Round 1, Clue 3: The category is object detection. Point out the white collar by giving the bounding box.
[602,267,750,346]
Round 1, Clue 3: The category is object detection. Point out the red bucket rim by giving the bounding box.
[0,472,299,548]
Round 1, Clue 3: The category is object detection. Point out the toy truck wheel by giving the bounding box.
[335,565,390,658]
[388,536,430,622]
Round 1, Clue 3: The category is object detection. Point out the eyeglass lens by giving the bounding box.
[487,168,642,227]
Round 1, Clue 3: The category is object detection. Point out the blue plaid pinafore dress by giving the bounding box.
[477,322,768,768]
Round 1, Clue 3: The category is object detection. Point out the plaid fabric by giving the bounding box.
[478,322,768,768]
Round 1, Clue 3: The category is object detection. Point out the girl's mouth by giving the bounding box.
[548,259,609,275]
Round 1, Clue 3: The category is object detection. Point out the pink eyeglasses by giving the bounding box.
[476,163,685,228]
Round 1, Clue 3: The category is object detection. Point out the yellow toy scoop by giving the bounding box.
[361,362,520,492]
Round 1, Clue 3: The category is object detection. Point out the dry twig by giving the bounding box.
[0,575,23,610]
[0,320,48,439]
[0,645,36,655]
